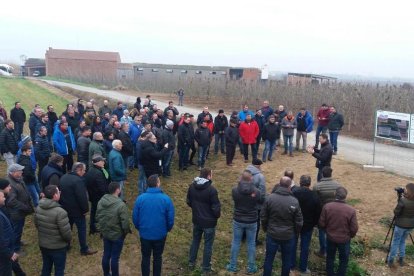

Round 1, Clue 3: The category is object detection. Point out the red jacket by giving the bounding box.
[239,120,259,144]
[317,108,331,127]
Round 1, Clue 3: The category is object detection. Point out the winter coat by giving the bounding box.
[108,149,126,181]
[214,115,228,134]
[0,208,15,260]
[29,114,41,140]
[328,112,344,131]
[295,111,314,133]
[34,134,51,162]
[17,155,36,184]
[317,108,331,127]
[132,187,175,240]
[85,165,110,203]
[34,198,72,249]
[53,127,76,156]
[225,125,239,146]
[76,136,91,163]
[394,197,414,229]
[313,141,333,169]
[261,106,274,120]
[129,123,143,145]
[6,175,34,221]
[40,162,64,190]
[238,110,254,121]
[118,130,133,157]
[10,107,26,123]
[163,107,179,119]
[88,140,106,166]
[232,181,262,224]
[112,107,124,121]
[313,177,342,207]
[262,122,280,142]
[0,128,19,154]
[161,128,176,150]
[98,106,112,117]
[0,108,7,120]
[97,194,131,241]
[140,140,168,177]
[186,178,221,228]
[261,186,303,240]
[281,116,297,136]
[195,126,212,146]
[48,112,58,131]
[239,120,259,145]
[197,112,212,126]
[293,187,321,231]
[35,120,52,140]
[254,114,265,133]
[319,200,358,243]
[246,165,266,208]
[178,122,194,146]
[59,172,89,218]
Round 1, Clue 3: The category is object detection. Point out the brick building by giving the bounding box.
[287,73,337,86]
[45,48,121,83]
[228,68,261,81]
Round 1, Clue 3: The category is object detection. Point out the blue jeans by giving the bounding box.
[188,225,216,272]
[137,165,147,195]
[315,125,327,147]
[11,218,25,252]
[318,228,327,254]
[102,237,125,276]
[40,247,67,276]
[262,140,276,160]
[26,182,40,207]
[198,145,209,167]
[68,216,89,253]
[178,144,190,169]
[140,237,166,276]
[389,226,413,261]
[291,228,313,272]
[214,133,225,154]
[14,122,24,141]
[228,221,257,270]
[326,239,350,276]
[263,235,293,276]
[329,131,339,152]
[283,135,293,154]
[162,150,174,176]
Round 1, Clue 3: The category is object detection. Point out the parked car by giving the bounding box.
[32,71,40,77]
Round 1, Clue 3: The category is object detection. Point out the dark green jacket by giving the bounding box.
[96,194,131,241]
[394,197,414,229]
[88,140,106,166]
[34,198,72,249]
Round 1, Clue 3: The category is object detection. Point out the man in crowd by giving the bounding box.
[76,126,92,166]
[238,105,254,122]
[291,175,321,275]
[10,102,26,140]
[315,104,331,148]
[88,132,106,167]
[17,145,39,207]
[187,168,221,275]
[97,182,131,276]
[178,116,193,171]
[98,100,112,117]
[164,101,179,121]
[34,126,51,181]
[195,121,211,171]
[213,110,228,155]
[327,106,344,155]
[295,108,314,153]
[34,185,72,276]
[0,120,19,167]
[177,88,184,106]
[35,113,52,143]
[108,140,126,200]
[313,166,342,258]
[161,120,175,178]
[140,132,169,177]
[239,114,259,163]
[85,154,110,235]
[226,170,261,274]
[261,177,303,276]
[308,133,333,181]
[224,118,239,166]
[197,107,212,126]
[40,153,64,191]
[319,187,358,276]
[112,102,124,121]
[59,162,97,256]
[261,100,274,121]
[118,123,133,171]
[129,116,143,168]
[47,105,58,134]
[281,111,297,157]
[133,175,175,276]
[53,121,76,173]
[120,110,133,125]
[262,115,280,162]
[29,107,42,142]
[254,109,265,152]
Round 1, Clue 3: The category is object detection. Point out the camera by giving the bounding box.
[395,187,405,195]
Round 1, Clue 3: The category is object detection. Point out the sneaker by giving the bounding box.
[247,265,258,274]
[226,264,238,273]
[81,249,98,256]
[300,268,311,275]
[268,158,273,161]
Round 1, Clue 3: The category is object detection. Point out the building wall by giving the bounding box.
[287,75,312,86]
[242,68,261,81]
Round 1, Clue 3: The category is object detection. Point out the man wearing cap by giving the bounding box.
[85,154,110,235]
[88,132,106,167]
[0,119,19,168]
[213,110,228,155]
[6,164,34,253]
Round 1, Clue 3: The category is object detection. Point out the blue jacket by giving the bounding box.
[0,208,15,260]
[238,110,255,122]
[296,111,314,133]
[132,187,175,240]
[108,149,126,181]
[52,127,76,155]
[129,123,143,145]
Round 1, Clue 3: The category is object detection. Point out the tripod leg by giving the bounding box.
[410,233,414,245]
[383,217,396,245]
[385,224,396,264]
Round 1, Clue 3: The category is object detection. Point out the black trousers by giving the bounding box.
[226,144,236,165]
[62,154,73,173]
[38,158,48,182]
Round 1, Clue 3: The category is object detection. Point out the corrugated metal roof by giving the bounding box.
[25,58,45,66]
[46,48,121,62]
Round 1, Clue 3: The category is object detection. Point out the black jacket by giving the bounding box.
[262,122,280,141]
[48,111,58,131]
[10,108,26,123]
[214,115,228,134]
[232,181,262,224]
[76,136,91,163]
[140,140,168,177]
[118,130,133,157]
[85,165,110,203]
[293,187,321,231]
[197,112,212,125]
[6,175,34,221]
[29,114,41,140]
[59,172,89,217]
[17,155,36,184]
[195,126,211,146]
[225,125,239,146]
[328,112,344,131]
[313,141,333,169]
[0,128,19,154]
[178,122,194,146]
[40,162,64,191]
[34,134,51,161]
[187,178,221,228]
[161,128,176,150]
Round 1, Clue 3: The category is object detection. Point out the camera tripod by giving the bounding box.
[383,193,414,263]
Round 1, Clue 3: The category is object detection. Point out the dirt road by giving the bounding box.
[42,79,414,177]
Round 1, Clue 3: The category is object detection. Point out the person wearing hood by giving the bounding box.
[134,97,142,111]
[226,170,262,274]
[34,184,72,276]
[161,120,176,178]
[246,159,266,245]
[187,168,221,274]
[281,111,297,157]
[97,182,131,276]
[295,108,314,153]
[194,121,212,171]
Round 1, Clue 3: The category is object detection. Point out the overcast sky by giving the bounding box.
[1,0,413,79]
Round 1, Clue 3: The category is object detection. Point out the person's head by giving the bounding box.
[79,120,86,129]
[165,120,174,130]
[72,162,86,177]
[104,112,110,120]
[299,175,311,188]
[151,113,158,120]
[15,102,21,109]
[230,118,237,126]
[5,119,14,130]
[86,102,93,108]
[321,103,328,109]
[300,108,306,116]
[322,166,333,178]
[121,122,129,132]
[78,99,83,104]
[0,190,5,207]
[268,115,275,123]
[44,185,60,201]
[148,133,157,144]
[279,176,292,189]
[94,116,101,124]
[241,170,253,182]
[7,164,25,180]
[200,168,213,180]
[123,109,130,117]
[34,107,43,117]
[278,105,284,111]
[112,139,122,151]
[284,169,294,180]
[92,154,106,168]
[108,182,121,196]
[263,100,269,108]
[252,158,263,168]
[200,121,207,128]
[203,106,209,114]
[68,109,75,116]
[49,153,64,167]
[103,100,109,106]
[117,101,123,108]
[246,114,252,121]
[144,122,152,131]
[319,133,328,144]
[287,111,293,119]
[140,108,146,115]
[93,132,103,141]
[147,174,160,188]
[256,109,262,116]
[59,115,67,123]
[168,101,174,108]
[405,183,414,200]
[81,126,92,137]
[330,106,336,113]
[184,116,191,124]
[114,121,121,130]
[47,105,54,112]
[335,187,348,201]
[134,115,142,125]
[139,130,151,141]
[40,113,49,122]
[243,104,249,112]
[21,145,32,156]
[0,178,11,195]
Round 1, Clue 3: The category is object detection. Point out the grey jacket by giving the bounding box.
[34,198,72,249]
[6,175,34,221]
[246,165,266,209]
[281,116,297,136]
[313,177,342,207]
[261,186,303,240]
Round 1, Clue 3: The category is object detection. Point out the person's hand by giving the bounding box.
[306,145,315,154]
[164,143,169,148]
[11,253,19,261]
[40,192,45,199]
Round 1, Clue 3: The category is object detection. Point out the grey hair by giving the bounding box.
[112,139,122,148]
[335,187,348,200]
[92,132,102,140]
[72,162,86,173]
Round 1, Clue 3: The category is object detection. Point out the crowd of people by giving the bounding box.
[2,93,408,276]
